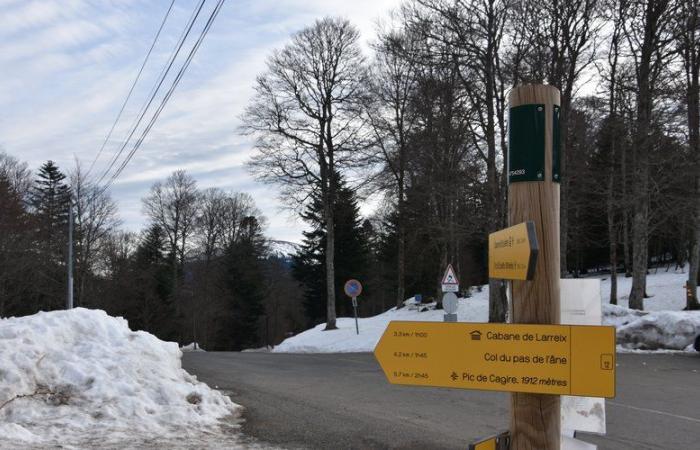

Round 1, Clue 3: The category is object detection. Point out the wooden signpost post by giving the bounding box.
[507,84,562,450]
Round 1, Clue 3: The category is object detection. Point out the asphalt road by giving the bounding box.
[182,352,700,449]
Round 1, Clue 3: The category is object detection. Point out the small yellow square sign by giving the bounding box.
[488,221,538,280]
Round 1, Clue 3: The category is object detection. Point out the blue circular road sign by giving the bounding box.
[344,279,363,298]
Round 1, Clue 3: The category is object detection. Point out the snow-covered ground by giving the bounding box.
[0,308,252,449]
[274,291,488,353]
[181,342,206,352]
[599,267,689,311]
[275,268,700,353]
[599,268,700,351]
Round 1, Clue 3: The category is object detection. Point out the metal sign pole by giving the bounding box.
[441,265,460,322]
[352,297,359,335]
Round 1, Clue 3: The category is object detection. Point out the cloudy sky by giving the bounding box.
[0,0,400,242]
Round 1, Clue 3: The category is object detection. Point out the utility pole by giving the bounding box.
[508,84,561,449]
[67,202,74,309]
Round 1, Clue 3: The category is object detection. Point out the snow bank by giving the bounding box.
[181,342,206,352]
[599,268,700,349]
[600,303,648,328]
[273,289,489,353]
[275,268,700,353]
[0,308,239,448]
[604,305,700,350]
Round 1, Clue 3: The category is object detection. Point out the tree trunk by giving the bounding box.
[628,123,649,309]
[488,279,507,322]
[607,20,621,305]
[622,142,632,277]
[324,206,338,330]
[559,104,569,278]
[324,116,338,330]
[685,0,700,310]
[485,9,507,322]
[396,182,406,308]
[689,197,700,309]
[78,273,86,308]
[171,244,178,300]
[629,0,662,310]
[628,142,649,310]
[608,132,618,305]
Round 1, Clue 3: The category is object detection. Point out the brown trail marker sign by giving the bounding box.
[489,221,538,280]
[374,321,615,398]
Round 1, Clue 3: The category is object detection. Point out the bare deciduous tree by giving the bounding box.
[70,162,120,306]
[243,17,370,330]
[680,0,700,309]
[415,0,511,321]
[142,170,200,296]
[221,192,260,247]
[367,15,422,308]
[623,0,677,309]
[509,0,600,276]
[600,0,626,304]
[196,188,229,263]
[0,151,32,199]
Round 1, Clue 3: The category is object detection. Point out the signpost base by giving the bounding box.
[443,313,457,322]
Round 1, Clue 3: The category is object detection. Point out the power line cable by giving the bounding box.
[94,0,207,187]
[93,0,208,188]
[99,0,227,194]
[85,0,176,180]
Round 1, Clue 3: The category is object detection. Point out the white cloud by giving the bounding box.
[0,0,401,242]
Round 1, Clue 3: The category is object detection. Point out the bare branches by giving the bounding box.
[242,17,371,206]
[142,170,199,267]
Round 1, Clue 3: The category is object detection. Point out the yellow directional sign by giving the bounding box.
[469,431,510,450]
[374,321,616,398]
[488,221,538,280]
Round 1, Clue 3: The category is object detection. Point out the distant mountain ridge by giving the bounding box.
[267,240,300,258]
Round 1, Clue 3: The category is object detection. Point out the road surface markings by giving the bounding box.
[608,401,700,423]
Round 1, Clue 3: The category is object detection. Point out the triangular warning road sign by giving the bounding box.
[441,264,459,285]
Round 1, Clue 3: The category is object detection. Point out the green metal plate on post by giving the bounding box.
[553,105,561,182]
[508,104,545,183]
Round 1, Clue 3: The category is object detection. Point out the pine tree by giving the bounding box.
[292,220,325,324]
[131,224,176,339]
[30,161,71,310]
[31,161,71,244]
[292,178,369,326]
[0,174,36,316]
[218,216,267,350]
